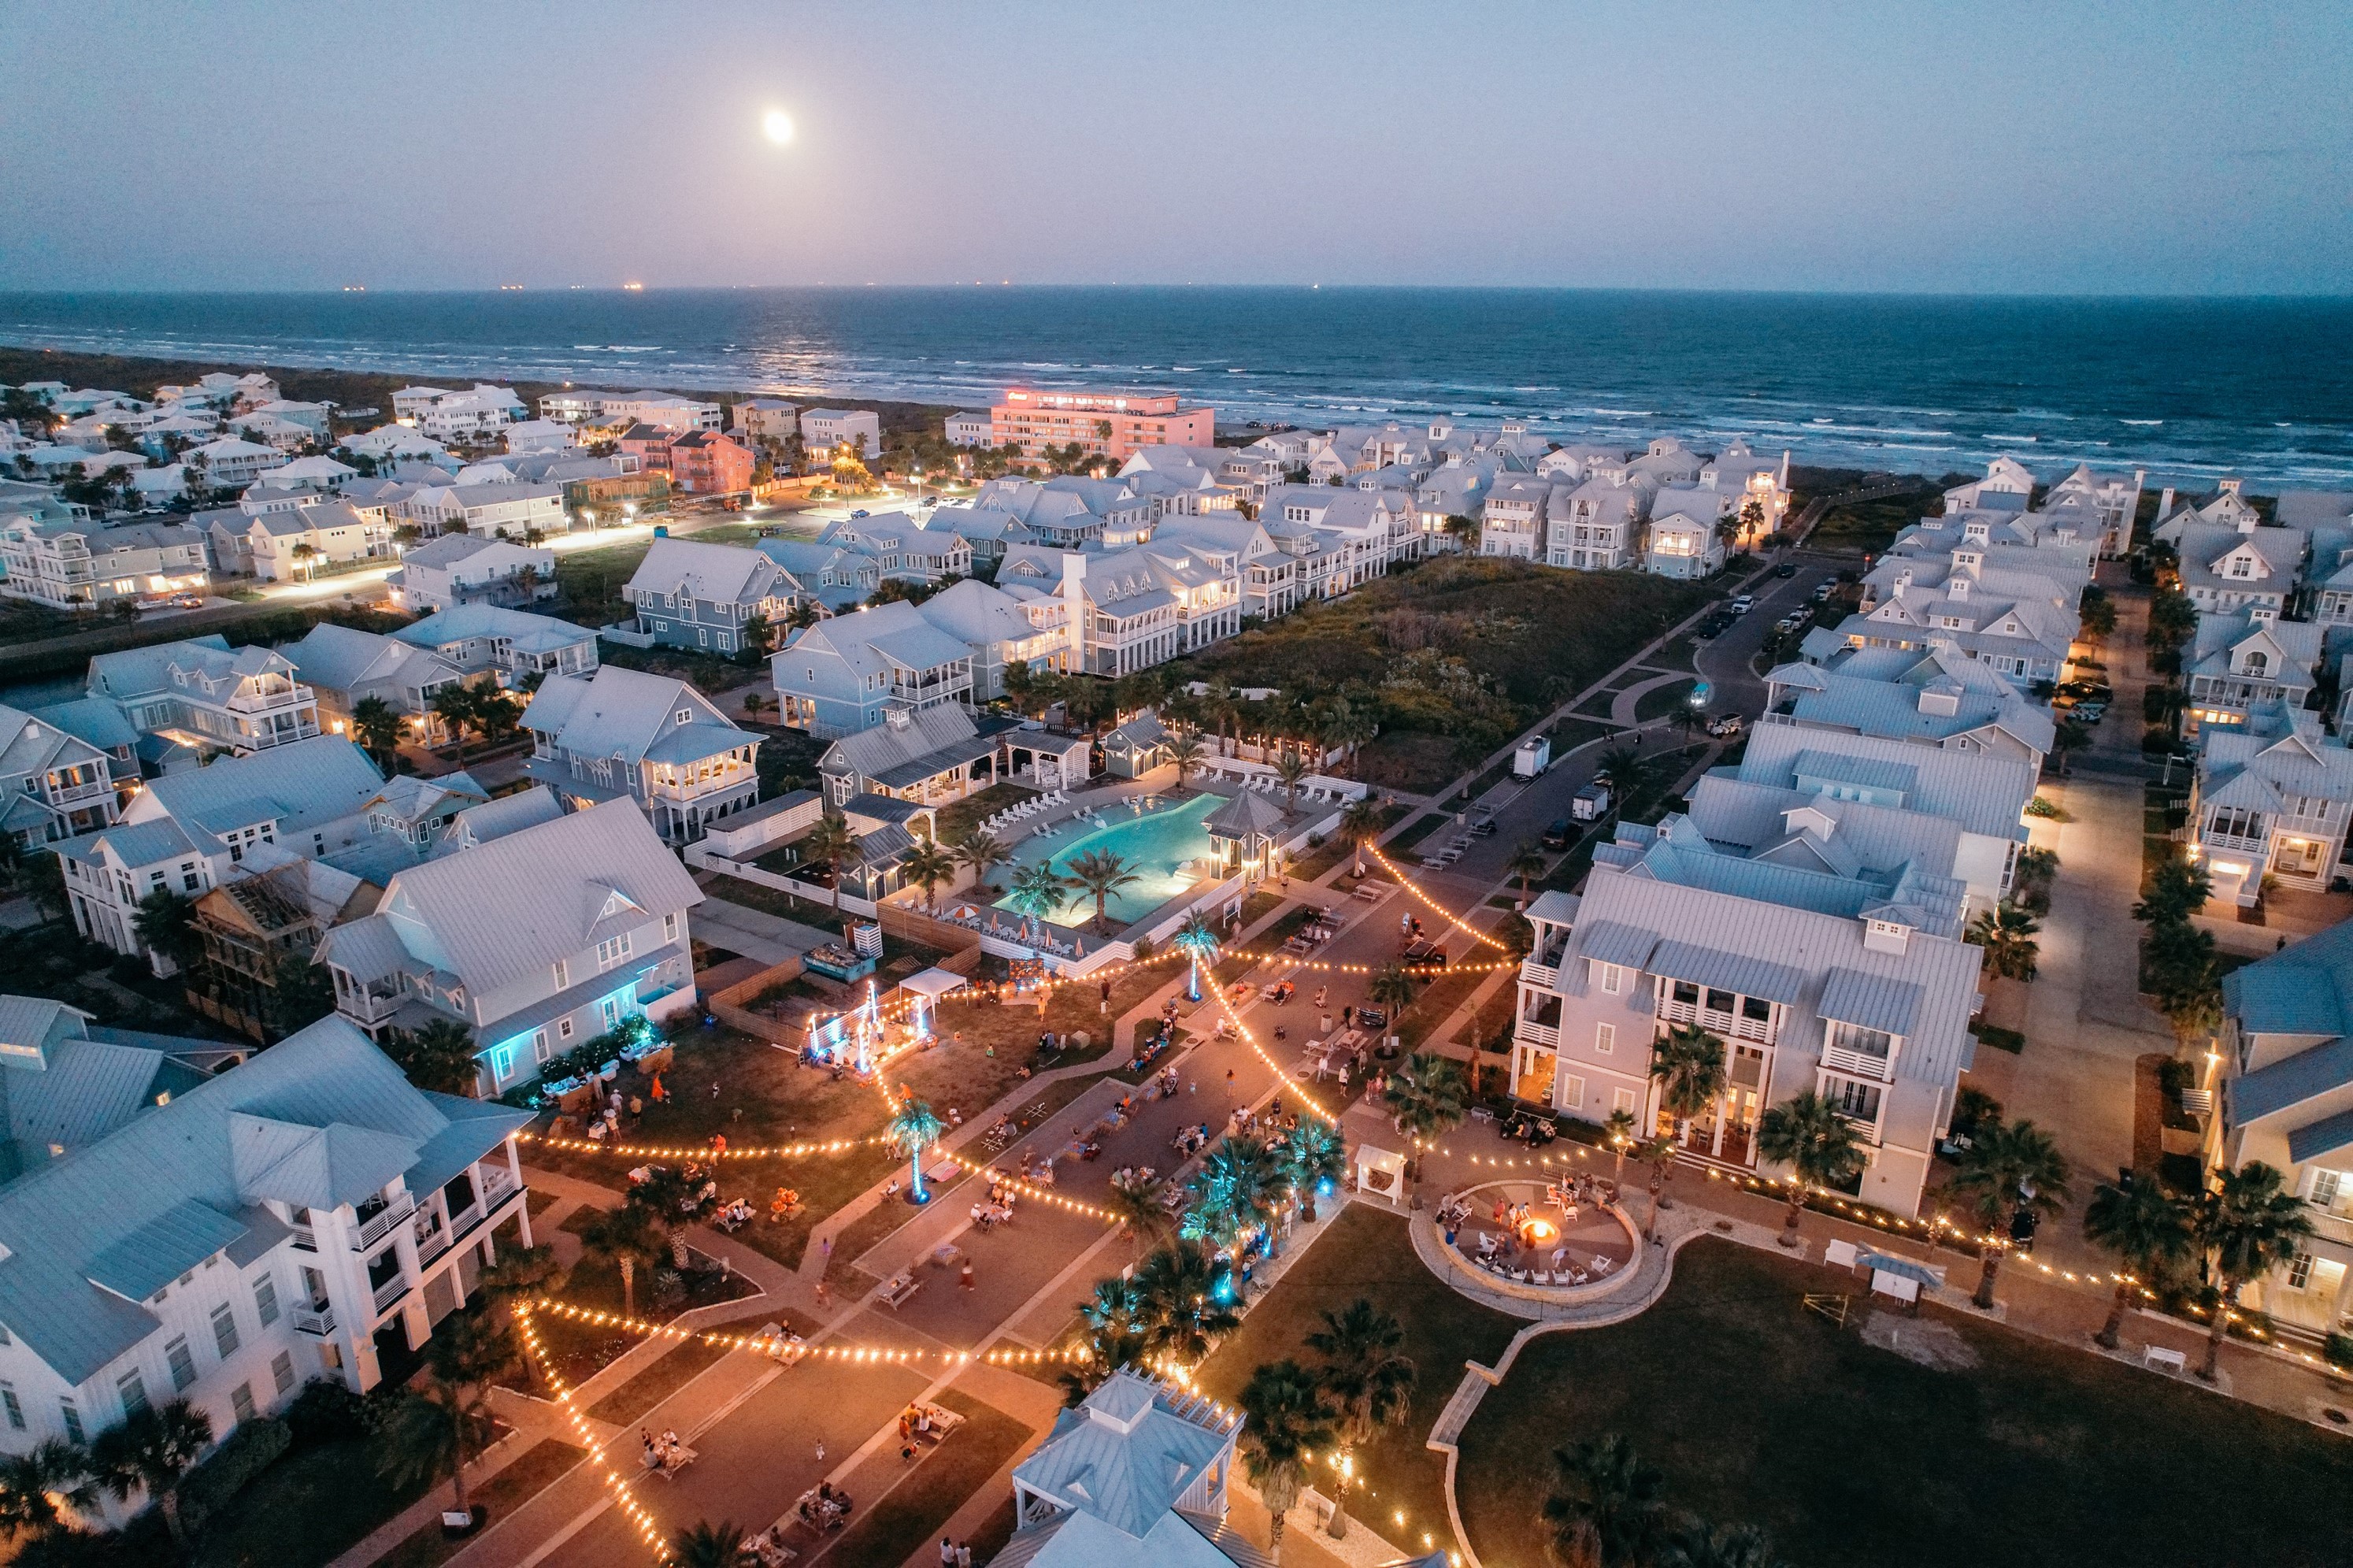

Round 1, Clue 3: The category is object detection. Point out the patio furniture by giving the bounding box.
[2144,1345,2187,1374]
[880,1270,921,1309]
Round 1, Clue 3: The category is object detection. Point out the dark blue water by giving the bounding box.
[3,288,2349,485]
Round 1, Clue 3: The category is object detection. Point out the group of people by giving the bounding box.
[739,1525,793,1566]
[1171,1121,1214,1159]
[795,1481,853,1530]
[639,1427,690,1473]
[970,1181,1018,1230]
[936,1537,977,1566]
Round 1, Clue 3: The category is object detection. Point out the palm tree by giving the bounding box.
[1366,962,1417,1022]
[1165,728,1206,792]
[1968,903,2042,982]
[950,827,1009,894]
[1132,1240,1241,1364]
[389,1018,480,1095]
[1603,1107,1638,1194]
[429,681,477,758]
[90,1399,212,1548]
[1648,1023,1727,1145]
[899,840,958,914]
[1184,1135,1283,1254]
[1635,1136,1677,1238]
[1663,1520,1791,1568]
[0,1440,94,1545]
[1063,848,1139,935]
[291,540,319,581]
[1277,1121,1347,1221]
[577,1203,668,1318]
[2082,1177,2194,1349]
[2133,858,2213,926]
[1338,796,1384,877]
[2193,1162,2315,1381]
[799,810,861,914]
[1947,1119,2073,1309]
[1235,1360,1335,1560]
[350,695,404,764]
[1065,1276,1154,1402]
[1007,861,1073,931]
[1505,840,1547,908]
[475,1243,566,1315]
[1380,1051,1468,1179]
[2051,717,2093,777]
[673,1521,745,1567]
[1106,1173,1176,1249]
[1305,1299,1415,1541]
[1321,698,1375,775]
[1754,1092,1866,1247]
[887,1098,945,1203]
[1172,911,1219,1002]
[1596,743,1646,795]
[132,887,202,971]
[1671,702,1711,744]
[1271,747,1312,814]
[1542,1433,1666,1568]
[1206,676,1237,754]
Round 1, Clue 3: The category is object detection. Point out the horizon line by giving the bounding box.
[3,283,2352,304]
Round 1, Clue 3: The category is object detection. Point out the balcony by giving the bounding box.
[46,779,112,806]
[480,1162,519,1207]
[1821,1042,1895,1081]
[338,985,403,1025]
[1657,996,1774,1043]
[1520,958,1560,988]
[414,1221,452,1265]
[371,1274,409,1315]
[1837,1113,1884,1147]
[291,1225,317,1251]
[2205,829,2267,854]
[292,1305,336,1336]
[1516,1018,1560,1048]
[353,1192,416,1251]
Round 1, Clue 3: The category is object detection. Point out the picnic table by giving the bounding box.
[880,1270,921,1309]
[643,1442,699,1479]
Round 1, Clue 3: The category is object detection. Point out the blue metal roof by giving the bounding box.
[1819,967,1926,1037]
[1648,940,1808,1005]
[84,1200,250,1303]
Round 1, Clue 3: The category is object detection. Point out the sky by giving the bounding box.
[2,1,2349,295]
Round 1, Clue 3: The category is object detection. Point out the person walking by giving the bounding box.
[941,1538,958,1566]
[960,1259,976,1291]
[958,1542,973,1566]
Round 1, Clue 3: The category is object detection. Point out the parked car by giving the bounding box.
[1813,580,1837,600]
[172,593,206,609]
[1775,562,1798,577]
[1706,713,1745,737]
[1729,595,1755,615]
[1542,817,1573,850]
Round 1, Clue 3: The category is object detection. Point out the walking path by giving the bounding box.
[1606,670,1690,727]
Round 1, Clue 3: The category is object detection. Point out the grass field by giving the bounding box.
[1196,1206,1521,1562]
[1453,1237,2353,1568]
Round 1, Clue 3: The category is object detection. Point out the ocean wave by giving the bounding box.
[2120,419,2163,427]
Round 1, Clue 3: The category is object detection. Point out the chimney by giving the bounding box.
[2221,477,2244,497]
[2157,485,2175,521]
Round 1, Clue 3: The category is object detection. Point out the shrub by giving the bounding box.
[2023,795,2063,820]
[178,1417,291,1533]
[283,1377,368,1449]
[2325,1331,2353,1371]
[2157,1057,2195,1099]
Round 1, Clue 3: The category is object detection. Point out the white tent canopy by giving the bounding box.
[899,967,969,999]
[1355,1144,1406,1199]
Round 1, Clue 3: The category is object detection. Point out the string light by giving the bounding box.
[1362,843,1510,951]
[522,1130,890,1161]
[528,1298,1111,1363]
[515,1306,676,1563]
[1209,984,1338,1126]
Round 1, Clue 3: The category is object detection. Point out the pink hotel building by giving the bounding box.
[990,387,1215,462]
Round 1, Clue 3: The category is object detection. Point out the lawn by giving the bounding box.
[1807,487,1932,555]
[551,541,654,628]
[365,1440,587,1568]
[1197,1205,1521,1562]
[1179,558,1708,795]
[191,1439,424,1568]
[1631,677,1697,723]
[1453,1237,2353,1568]
[811,1389,1032,1567]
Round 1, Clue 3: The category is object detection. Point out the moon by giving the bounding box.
[762,109,794,146]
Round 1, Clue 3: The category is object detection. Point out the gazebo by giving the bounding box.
[1204,788,1291,880]
[1354,1144,1407,1202]
[893,966,969,1041]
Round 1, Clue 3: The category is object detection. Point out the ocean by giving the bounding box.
[2,288,2349,487]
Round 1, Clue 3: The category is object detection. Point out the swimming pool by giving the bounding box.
[992,792,1223,929]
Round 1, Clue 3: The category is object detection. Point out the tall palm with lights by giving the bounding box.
[1237,1361,1336,1559]
[1648,1022,1728,1164]
[950,827,1009,894]
[2082,1176,2194,1350]
[1380,1051,1468,1181]
[1172,911,1219,1002]
[1132,1240,1241,1364]
[1339,795,1384,877]
[1184,1134,1282,1255]
[887,1098,945,1203]
[1007,861,1073,934]
[1754,1092,1865,1247]
[1165,728,1206,792]
[1306,1299,1417,1541]
[1947,1119,2072,1310]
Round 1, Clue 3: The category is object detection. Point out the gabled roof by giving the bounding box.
[0,1014,526,1386]
[624,538,791,605]
[135,736,386,840]
[1011,1369,1240,1544]
[285,623,461,696]
[522,666,749,766]
[320,798,702,996]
